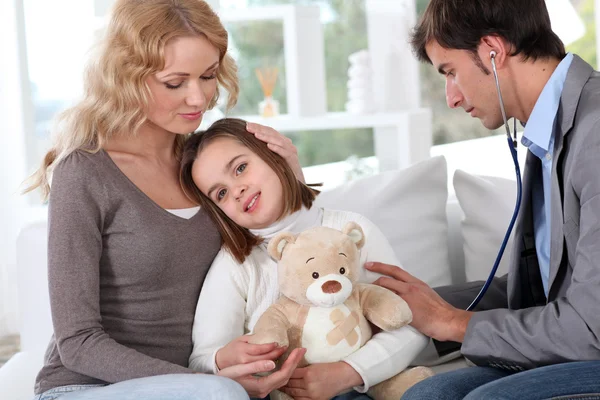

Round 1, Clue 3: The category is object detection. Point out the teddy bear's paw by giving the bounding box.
[386,296,413,328]
[271,389,294,400]
[269,330,289,348]
[367,366,434,400]
[249,331,289,348]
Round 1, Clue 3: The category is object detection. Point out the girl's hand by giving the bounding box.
[280,361,363,400]
[218,347,307,398]
[246,122,305,183]
[215,335,287,370]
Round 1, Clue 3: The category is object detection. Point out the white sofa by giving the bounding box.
[0,155,517,400]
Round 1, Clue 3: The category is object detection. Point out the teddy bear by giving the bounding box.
[249,221,434,400]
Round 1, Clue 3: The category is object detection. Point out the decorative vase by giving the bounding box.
[256,67,280,117]
[258,96,280,118]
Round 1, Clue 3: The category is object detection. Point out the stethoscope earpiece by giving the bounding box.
[490,50,497,59]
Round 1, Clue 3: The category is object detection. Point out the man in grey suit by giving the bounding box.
[367,0,600,398]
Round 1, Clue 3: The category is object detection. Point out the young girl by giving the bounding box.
[180,118,430,399]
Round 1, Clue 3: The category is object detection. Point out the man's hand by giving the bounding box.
[216,335,288,370]
[366,262,473,343]
[280,361,363,400]
[218,347,307,399]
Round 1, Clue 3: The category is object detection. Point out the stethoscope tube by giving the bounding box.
[466,52,524,311]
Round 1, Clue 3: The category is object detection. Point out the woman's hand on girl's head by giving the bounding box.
[216,334,288,370]
[246,122,305,183]
[218,347,307,398]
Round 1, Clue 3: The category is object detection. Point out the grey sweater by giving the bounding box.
[35,150,221,394]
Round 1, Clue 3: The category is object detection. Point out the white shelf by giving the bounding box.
[217,5,319,22]
[235,108,432,172]
[237,109,431,132]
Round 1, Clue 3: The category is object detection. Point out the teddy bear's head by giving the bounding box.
[267,222,365,308]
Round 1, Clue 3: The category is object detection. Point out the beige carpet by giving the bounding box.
[0,335,20,367]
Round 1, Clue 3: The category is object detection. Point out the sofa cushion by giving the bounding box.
[315,156,452,287]
[453,170,518,282]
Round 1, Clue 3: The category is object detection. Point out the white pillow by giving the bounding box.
[315,156,452,287]
[453,170,518,282]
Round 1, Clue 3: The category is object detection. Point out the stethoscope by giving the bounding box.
[466,51,524,311]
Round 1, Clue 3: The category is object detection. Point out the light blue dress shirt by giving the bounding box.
[521,53,573,297]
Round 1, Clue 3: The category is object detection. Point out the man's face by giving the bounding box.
[425,40,504,130]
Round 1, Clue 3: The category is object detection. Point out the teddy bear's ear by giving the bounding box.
[268,232,296,261]
[342,222,365,249]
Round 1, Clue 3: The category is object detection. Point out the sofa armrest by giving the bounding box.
[16,221,53,353]
[0,351,44,400]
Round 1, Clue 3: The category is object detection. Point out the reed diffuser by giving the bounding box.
[255,67,280,117]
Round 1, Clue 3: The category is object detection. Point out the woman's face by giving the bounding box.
[145,35,220,134]
[192,137,285,229]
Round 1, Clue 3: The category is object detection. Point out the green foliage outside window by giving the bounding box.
[566,0,597,67]
[227,0,597,165]
[225,0,374,168]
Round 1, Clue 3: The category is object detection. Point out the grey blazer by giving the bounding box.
[437,55,600,371]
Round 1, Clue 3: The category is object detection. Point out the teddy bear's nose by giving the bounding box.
[321,280,342,294]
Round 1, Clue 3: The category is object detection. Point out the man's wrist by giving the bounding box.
[447,309,473,343]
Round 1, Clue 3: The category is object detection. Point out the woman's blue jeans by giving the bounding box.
[402,361,600,400]
[33,374,249,400]
[33,376,370,400]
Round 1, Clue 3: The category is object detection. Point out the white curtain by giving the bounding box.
[0,0,33,338]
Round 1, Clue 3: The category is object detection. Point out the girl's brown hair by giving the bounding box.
[180,118,321,263]
[24,0,238,200]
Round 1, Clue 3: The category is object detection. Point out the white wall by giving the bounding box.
[0,0,34,336]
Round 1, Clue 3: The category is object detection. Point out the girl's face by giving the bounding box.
[145,35,220,134]
[192,137,285,229]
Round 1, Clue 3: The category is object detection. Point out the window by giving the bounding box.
[22,0,96,173]
[567,0,597,67]
[23,0,595,173]
[220,0,375,169]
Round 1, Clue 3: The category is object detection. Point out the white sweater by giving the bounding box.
[189,207,428,392]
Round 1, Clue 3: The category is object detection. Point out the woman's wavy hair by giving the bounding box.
[24,0,239,200]
[180,118,321,263]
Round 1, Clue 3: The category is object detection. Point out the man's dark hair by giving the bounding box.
[411,0,566,67]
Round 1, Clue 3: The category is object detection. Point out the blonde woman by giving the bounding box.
[25,1,305,399]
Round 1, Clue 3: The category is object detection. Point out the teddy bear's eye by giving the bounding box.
[312,272,319,279]
[340,267,346,274]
